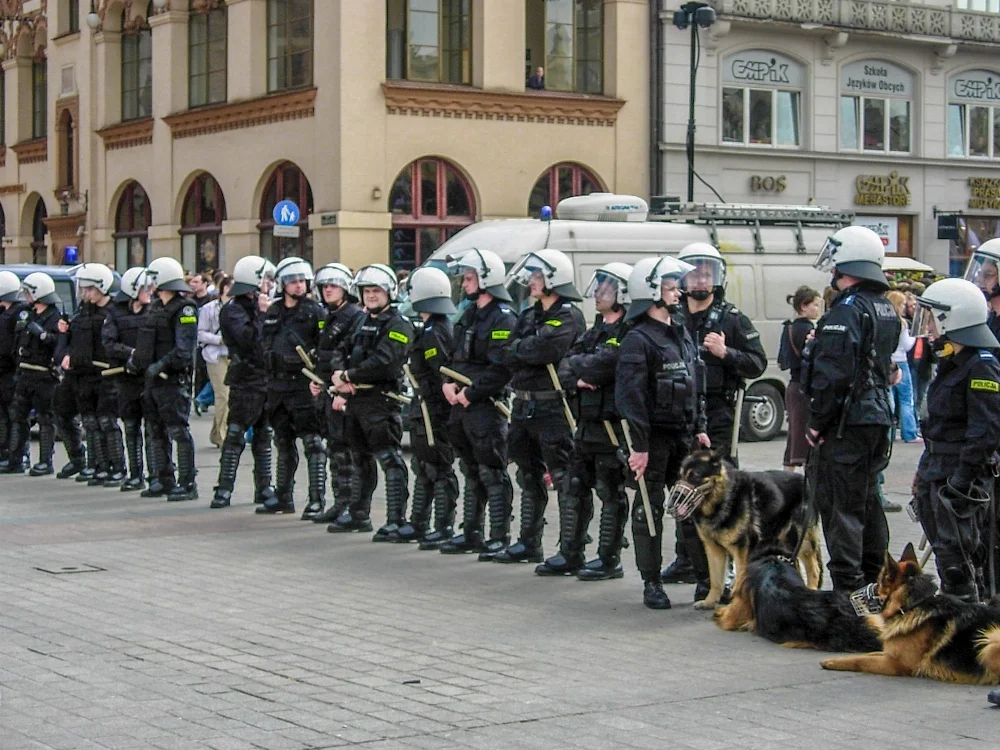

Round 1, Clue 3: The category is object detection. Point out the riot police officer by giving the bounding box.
[544,263,633,580]
[805,225,899,592]
[494,249,585,564]
[616,256,709,609]
[59,264,125,485]
[260,257,326,517]
[102,267,153,491]
[438,249,516,556]
[325,264,413,540]
[962,239,1000,341]
[310,264,369,525]
[911,278,1000,603]
[134,257,199,501]
[661,243,767,591]
[0,271,28,471]
[389,266,460,544]
[211,256,277,509]
[6,273,63,475]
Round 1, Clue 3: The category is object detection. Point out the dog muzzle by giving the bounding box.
[849,583,885,617]
[666,480,711,521]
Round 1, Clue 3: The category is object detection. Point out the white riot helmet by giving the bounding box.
[506,248,581,301]
[146,257,191,293]
[912,278,999,349]
[583,262,632,308]
[963,238,1000,301]
[678,242,727,301]
[353,263,399,302]
[314,263,356,299]
[231,256,274,296]
[446,248,511,302]
[274,256,314,296]
[117,267,150,302]
[21,272,60,306]
[625,256,696,321]
[0,270,22,302]
[73,263,115,298]
[408,266,457,316]
[814,225,888,289]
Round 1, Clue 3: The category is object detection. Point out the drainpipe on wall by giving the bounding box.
[649,0,664,199]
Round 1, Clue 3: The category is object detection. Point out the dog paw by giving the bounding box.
[819,658,835,670]
[693,599,718,610]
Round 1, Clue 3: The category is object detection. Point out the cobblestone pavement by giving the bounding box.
[1,415,996,749]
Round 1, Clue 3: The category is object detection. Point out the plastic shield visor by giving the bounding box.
[814,236,841,273]
[681,257,724,292]
[910,301,944,339]
[583,271,624,302]
[353,265,394,294]
[964,252,1000,297]
[506,253,554,288]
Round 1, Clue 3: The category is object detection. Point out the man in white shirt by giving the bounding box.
[197,277,232,447]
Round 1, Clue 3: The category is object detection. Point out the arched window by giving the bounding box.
[189,3,227,108]
[31,200,48,265]
[32,59,47,139]
[259,162,313,263]
[114,182,152,272]
[57,109,75,191]
[181,174,227,273]
[388,157,475,270]
[121,9,153,122]
[267,0,313,93]
[527,163,602,217]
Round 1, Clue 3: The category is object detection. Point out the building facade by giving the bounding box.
[0,0,651,273]
[658,0,1000,276]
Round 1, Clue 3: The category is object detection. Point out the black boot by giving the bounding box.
[989,687,1000,706]
[536,484,587,576]
[440,474,486,554]
[578,494,628,581]
[315,449,350,522]
[419,471,459,550]
[99,417,126,487]
[28,421,56,476]
[259,440,296,514]
[167,427,198,502]
[4,420,26,473]
[327,457,370,531]
[140,432,172,497]
[494,471,546,564]
[373,457,408,542]
[477,467,512,561]
[76,420,100,484]
[251,425,274,503]
[211,438,242,509]
[942,566,980,604]
[643,579,672,610]
[661,557,697,584]
[392,461,432,543]
[121,419,145,491]
[300,436,327,520]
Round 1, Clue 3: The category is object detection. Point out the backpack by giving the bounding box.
[777,320,801,371]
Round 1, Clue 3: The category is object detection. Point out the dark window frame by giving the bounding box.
[68,0,80,33]
[32,60,47,139]
[189,5,228,108]
[527,162,603,217]
[266,0,314,93]
[31,199,48,264]
[121,10,153,122]
[258,162,314,263]
[0,70,5,146]
[386,0,472,85]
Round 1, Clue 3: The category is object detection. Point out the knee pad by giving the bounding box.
[303,433,326,457]
[82,415,99,432]
[375,448,406,473]
[98,415,116,432]
[35,413,53,428]
[167,424,192,443]
[225,423,247,444]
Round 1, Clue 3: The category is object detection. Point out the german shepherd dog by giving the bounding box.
[666,450,823,610]
[715,544,882,653]
[821,544,1000,684]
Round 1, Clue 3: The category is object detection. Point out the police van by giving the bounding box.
[427,194,857,442]
[0,264,80,313]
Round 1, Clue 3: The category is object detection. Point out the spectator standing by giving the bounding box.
[198,277,232,448]
[782,286,821,472]
[527,67,545,90]
[887,290,920,443]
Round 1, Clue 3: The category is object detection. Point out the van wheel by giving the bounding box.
[741,383,784,443]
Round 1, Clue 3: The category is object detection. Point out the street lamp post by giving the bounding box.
[673,2,717,203]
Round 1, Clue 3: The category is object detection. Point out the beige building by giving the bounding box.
[0,0,651,274]
[658,0,1000,277]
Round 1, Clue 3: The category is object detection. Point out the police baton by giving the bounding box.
[102,367,125,377]
[545,363,577,434]
[295,345,315,371]
[620,420,656,538]
[403,363,435,447]
[439,366,512,420]
[729,388,746,464]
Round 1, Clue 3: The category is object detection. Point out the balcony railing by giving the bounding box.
[712,0,1000,44]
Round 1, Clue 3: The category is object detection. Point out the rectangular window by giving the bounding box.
[69,0,80,33]
[543,0,602,94]
[0,71,5,146]
[32,61,47,139]
[839,95,910,153]
[122,29,153,121]
[189,8,228,108]
[386,0,471,85]
[267,0,313,93]
[721,87,799,147]
[948,103,1000,159]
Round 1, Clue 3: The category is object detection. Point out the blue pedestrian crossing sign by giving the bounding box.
[273,200,300,226]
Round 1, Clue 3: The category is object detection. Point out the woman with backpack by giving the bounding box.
[780,286,822,472]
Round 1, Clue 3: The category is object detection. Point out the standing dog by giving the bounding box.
[821,544,1000,685]
[666,449,823,609]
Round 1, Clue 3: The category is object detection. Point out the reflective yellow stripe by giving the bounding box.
[545,319,562,327]
[318,320,326,329]
[388,330,409,344]
[179,316,197,324]
[424,347,438,359]
[971,378,999,392]
[606,337,619,346]
[491,330,510,340]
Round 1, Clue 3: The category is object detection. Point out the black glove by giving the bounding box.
[125,353,140,376]
[146,359,167,379]
[27,321,49,341]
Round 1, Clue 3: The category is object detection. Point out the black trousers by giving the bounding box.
[0,370,15,461]
[11,372,56,465]
[343,395,407,523]
[809,423,890,591]
[565,421,626,559]
[633,429,689,581]
[448,399,509,539]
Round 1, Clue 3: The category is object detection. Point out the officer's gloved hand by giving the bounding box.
[125,354,140,376]
[146,359,167,380]
[27,321,49,341]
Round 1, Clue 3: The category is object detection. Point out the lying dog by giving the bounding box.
[715,545,882,653]
[666,450,823,610]
[821,544,1000,685]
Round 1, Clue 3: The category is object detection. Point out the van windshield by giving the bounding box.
[54,280,75,314]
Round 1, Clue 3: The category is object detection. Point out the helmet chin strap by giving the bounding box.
[686,289,711,301]
[465,289,482,301]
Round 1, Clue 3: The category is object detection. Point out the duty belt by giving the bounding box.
[514,389,562,401]
[926,439,963,455]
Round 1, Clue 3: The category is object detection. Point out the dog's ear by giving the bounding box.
[883,549,899,578]
[900,543,918,567]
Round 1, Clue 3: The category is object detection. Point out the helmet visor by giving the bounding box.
[963,252,1000,298]
[814,236,841,273]
[910,299,945,339]
[583,271,625,304]
[506,253,554,288]
[681,257,724,292]
[353,266,394,293]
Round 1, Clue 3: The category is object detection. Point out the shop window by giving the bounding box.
[32,60,47,139]
[121,10,153,121]
[524,0,603,93]
[259,162,313,263]
[950,217,1000,277]
[852,215,913,259]
[31,200,48,265]
[267,0,313,93]
[189,5,228,108]
[839,60,913,154]
[721,51,803,148]
[947,70,1000,159]
[957,0,1000,11]
[114,181,152,272]
[182,174,227,273]
[386,0,471,84]
[527,162,603,218]
[389,157,476,270]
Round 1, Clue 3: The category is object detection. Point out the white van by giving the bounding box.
[427,195,854,442]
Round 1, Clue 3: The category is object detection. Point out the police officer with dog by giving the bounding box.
[494,249,585,565]
[804,225,900,593]
[438,249,516,557]
[616,256,710,609]
[541,263,632,579]
[911,278,1000,604]
[211,256,277,509]
[0,271,29,471]
[662,243,767,592]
